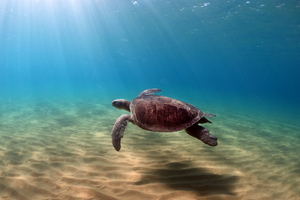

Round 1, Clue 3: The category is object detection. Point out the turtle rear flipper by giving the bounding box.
[185,124,218,146]
[111,114,131,151]
[198,117,212,124]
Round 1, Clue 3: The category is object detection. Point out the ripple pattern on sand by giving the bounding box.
[0,97,299,200]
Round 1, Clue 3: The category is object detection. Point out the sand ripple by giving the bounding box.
[0,99,299,199]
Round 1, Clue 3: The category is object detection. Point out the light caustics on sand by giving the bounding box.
[0,98,299,199]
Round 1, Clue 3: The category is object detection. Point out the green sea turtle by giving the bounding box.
[111,89,218,151]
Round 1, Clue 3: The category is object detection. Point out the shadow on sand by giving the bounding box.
[133,160,238,197]
[126,129,238,197]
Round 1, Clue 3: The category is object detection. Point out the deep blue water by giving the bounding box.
[0,0,300,123]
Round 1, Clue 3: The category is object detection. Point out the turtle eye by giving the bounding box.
[112,100,123,109]
[112,100,118,107]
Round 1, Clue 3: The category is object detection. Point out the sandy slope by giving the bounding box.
[0,97,299,200]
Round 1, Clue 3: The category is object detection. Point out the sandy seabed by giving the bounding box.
[0,97,299,200]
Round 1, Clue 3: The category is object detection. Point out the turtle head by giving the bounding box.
[112,99,131,112]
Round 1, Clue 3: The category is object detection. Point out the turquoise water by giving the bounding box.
[1,1,299,116]
[0,1,300,199]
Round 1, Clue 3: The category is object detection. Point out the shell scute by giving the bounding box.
[131,96,201,132]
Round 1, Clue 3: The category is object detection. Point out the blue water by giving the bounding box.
[0,1,300,199]
[1,1,299,125]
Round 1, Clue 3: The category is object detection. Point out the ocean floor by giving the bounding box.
[0,96,299,200]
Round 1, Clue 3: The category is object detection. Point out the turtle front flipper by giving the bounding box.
[138,88,162,97]
[185,124,218,146]
[111,114,131,151]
